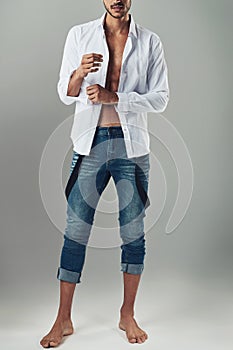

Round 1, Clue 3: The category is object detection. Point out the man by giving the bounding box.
[40,0,169,347]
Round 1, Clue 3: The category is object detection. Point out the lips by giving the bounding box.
[111,3,124,9]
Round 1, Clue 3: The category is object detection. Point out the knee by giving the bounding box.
[124,235,146,252]
[119,213,145,245]
[65,200,95,244]
[67,197,95,226]
[63,235,86,255]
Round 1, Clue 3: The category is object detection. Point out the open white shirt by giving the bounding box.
[57,12,170,158]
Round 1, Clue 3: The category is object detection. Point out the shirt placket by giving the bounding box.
[117,35,133,158]
[92,30,110,129]
[102,31,110,88]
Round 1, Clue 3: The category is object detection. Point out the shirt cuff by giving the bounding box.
[114,92,129,113]
[64,94,90,105]
[58,74,90,106]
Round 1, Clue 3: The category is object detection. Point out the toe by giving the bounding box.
[137,337,143,344]
[49,341,59,347]
[140,335,146,343]
[40,338,49,348]
[49,337,62,347]
[129,337,137,344]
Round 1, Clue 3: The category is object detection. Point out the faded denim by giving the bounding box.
[57,126,150,283]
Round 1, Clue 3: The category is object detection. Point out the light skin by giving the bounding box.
[40,0,148,347]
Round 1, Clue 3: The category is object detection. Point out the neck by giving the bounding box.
[104,12,130,35]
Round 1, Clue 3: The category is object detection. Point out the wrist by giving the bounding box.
[73,67,85,80]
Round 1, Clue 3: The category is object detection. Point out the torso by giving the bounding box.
[97,31,128,127]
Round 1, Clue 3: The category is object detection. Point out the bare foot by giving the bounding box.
[40,318,74,348]
[119,315,148,344]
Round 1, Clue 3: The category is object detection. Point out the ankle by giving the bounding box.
[56,313,72,323]
[120,306,134,318]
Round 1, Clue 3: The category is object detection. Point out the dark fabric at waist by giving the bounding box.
[95,125,124,137]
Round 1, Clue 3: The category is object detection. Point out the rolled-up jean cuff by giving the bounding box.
[121,263,144,274]
[57,267,81,284]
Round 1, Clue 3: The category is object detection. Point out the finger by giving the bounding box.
[86,89,97,96]
[84,62,102,69]
[88,93,98,102]
[86,90,95,96]
[82,67,99,76]
[86,87,98,96]
[87,92,97,100]
[88,94,96,100]
[83,53,103,61]
[85,56,103,63]
[82,57,103,65]
[89,68,99,73]
[82,65,101,75]
[86,84,99,92]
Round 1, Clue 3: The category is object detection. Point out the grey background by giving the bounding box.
[0,1,232,349]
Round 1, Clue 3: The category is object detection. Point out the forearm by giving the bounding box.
[115,90,169,114]
[67,68,84,97]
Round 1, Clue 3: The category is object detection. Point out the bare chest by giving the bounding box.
[104,34,128,91]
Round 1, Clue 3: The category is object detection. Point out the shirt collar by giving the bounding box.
[96,12,137,38]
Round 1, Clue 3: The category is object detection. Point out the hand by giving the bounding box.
[86,84,119,104]
[75,53,103,79]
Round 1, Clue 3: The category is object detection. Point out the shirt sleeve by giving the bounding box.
[57,26,88,106]
[115,36,170,114]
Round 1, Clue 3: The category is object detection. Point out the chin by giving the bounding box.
[109,11,127,19]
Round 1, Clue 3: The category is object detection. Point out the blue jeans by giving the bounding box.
[57,126,150,283]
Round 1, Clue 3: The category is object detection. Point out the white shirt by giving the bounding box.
[57,12,170,158]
